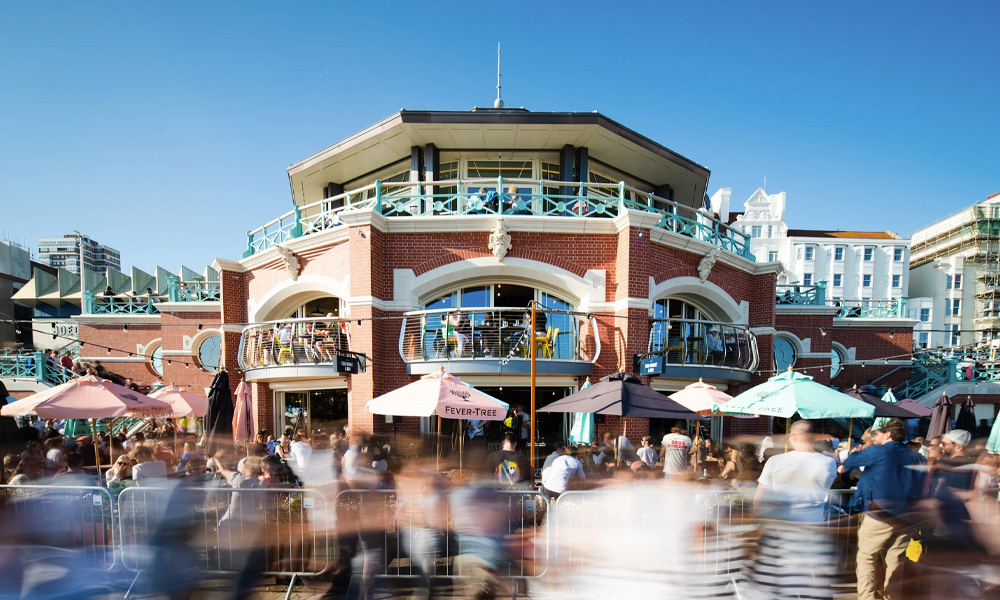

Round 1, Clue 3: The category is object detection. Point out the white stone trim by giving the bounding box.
[833,318,920,328]
[213,257,245,273]
[775,305,841,317]
[249,273,351,323]
[153,302,221,313]
[73,315,160,325]
[648,276,746,324]
[135,338,161,358]
[219,324,245,334]
[78,356,147,363]
[401,257,606,312]
[162,350,195,357]
[268,378,349,392]
[613,297,653,312]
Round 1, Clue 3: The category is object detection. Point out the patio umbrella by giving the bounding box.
[987,417,1000,455]
[872,388,899,432]
[926,392,953,440]
[955,395,977,432]
[203,370,234,455]
[567,377,595,445]
[366,369,508,470]
[1,374,171,474]
[232,380,256,444]
[538,372,705,421]
[148,385,208,418]
[896,398,933,418]
[843,386,921,419]
[669,378,734,414]
[719,370,875,419]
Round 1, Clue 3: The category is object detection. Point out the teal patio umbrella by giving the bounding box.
[987,417,1000,455]
[719,369,876,420]
[567,377,595,445]
[872,388,899,432]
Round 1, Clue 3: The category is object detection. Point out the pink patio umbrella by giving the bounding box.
[232,380,256,444]
[1,374,172,475]
[149,385,209,448]
[668,378,734,443]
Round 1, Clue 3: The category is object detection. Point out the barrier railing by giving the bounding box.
[237,317,361,372]
[0,351,77,385]
[836,297,908,319]
[166,276,221,302]
[775,283,827,306]
[82,291,159,315]
[336,488,549,582]
[643,318,759,373]
[0,484,116,571]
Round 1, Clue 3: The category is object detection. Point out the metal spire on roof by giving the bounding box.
[494,42,504,109]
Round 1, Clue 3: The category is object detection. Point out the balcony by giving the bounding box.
[775,283,827,306]
[836,298,908,319]
[243,177,754,260]
[82,291,159,315]
[237,318,364,382]
[0,351,76,385]
[637,318,758,382]
[166,277,221,302]
[398,307,599,376]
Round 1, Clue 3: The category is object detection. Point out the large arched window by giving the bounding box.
[285,296,341,320]
[650,298,708,352]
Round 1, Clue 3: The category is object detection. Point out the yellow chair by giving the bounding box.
[535,326,559,359]
[276,336,294,364]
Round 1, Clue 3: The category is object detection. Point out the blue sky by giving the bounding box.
[2,1,998,272]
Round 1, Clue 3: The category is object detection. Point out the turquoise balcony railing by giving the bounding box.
[836,297,908,319]
[83,291,158,315]
[0,351,76,385]
[775,283,827,306]
[243,178,754,260]
[166,277,221,302]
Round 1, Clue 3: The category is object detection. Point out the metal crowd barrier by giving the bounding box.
[0,484,116,572]
[117,485,333,599]
[335,488,549,585]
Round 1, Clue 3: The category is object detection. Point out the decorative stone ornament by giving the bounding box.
[488,219,512,262]
[697,247,721,283]
[276,245,301,281]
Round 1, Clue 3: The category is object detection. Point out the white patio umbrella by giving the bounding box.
[367,369,508,469]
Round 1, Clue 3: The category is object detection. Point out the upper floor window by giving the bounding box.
[751,226,762,238]
[951,324,961,346]
[467,160,533,179]
[767,226,773,238]
[863,274,873,287]
[893,248,904,261]
[833,274,842,287]
[918,332,929,349]
[803,273,813,286]
[863,247,874,261]
[947,274,963,290]
[947,298,961,316]
[920,308,930,322]
[804,246,815,260]
[651,298,706,351]
[892,274,901,288]
[834,247,845,261]
[768,251,779,262]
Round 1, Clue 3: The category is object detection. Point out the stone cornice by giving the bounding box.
[73,314,160,325]
[154,302,221,314]
[775,305,842,317]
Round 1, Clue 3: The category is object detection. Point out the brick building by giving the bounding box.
[47,107,915,442]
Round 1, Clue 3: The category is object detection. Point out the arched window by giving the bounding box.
[774,336,797,372]
[198,334,222,372]
[150,345,163,377]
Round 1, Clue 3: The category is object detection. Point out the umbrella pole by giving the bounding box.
[848,418,853,447]
[785,417,790,452]
[91,419,102,480]
[459,419,464,474]
[108,418,114,467]
[530,302,537,484]
[436,415,441,472]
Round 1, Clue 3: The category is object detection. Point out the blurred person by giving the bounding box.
[660,424,692,476]
[912,436,929,459]
[541,444,584,500]
[265,434,278,455]
[236,442,269,474]
[542,442,566,471]
[718,446,743,481]
[43,436,65,475]
[290,430,312,470]
[933,429,974,493]
[275,435,293,463]
[841,418,924,600]
[757,435,774,462]
[749,420,839,599]
[20,439,44,463]
[214,451,266,597]
[8,457,41,485]
[52,451,94,485]
[3,453,18,481]
[174,441,204,472]
[487,431,529,485]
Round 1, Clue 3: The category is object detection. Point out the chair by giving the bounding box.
[276,335,294,365]
[535,326,559,359]
[665,336,685,364]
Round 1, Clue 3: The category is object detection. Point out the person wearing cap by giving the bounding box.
[840,418,924,600]
[934,429,974,493]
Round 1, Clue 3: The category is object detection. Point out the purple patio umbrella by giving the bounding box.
[896,399,933,418]
[926,392,953,440]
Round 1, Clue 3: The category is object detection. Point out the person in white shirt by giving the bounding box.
[131,446,168,486]
[289,432,312,472]
[754,420,838,522]
[637,435,658,468]
[541,445,584,499]
[660,426,693,476]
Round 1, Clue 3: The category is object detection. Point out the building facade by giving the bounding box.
[37,233,121,276]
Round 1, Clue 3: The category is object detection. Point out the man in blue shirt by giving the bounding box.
[841,418,924,600]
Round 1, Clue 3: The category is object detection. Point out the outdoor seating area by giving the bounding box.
[645,318,759,372]
[238,317,354,370]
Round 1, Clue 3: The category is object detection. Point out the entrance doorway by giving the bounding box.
[281,389,348,438]
[473,386,575,445]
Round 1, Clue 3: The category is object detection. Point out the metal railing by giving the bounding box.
[775,282,827,306]
[643,318,759,372]
[237,317,355,370]
[398,307,600,365]
[0,351,77,385]
[836,297,908,319]
[82,291,159,315]
[166,276,221,302]
[243,178,754,260]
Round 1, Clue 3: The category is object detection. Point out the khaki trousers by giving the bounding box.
[856,513,911,600]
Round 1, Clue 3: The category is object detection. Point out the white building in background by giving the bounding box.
[37,233,121,276]
[710,187,911,303]
[909,192,1000,348]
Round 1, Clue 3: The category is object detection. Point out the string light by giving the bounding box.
[122,324,128,331]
